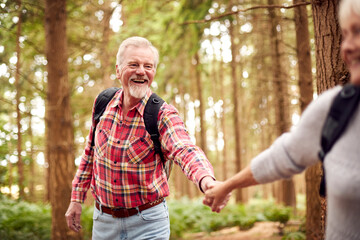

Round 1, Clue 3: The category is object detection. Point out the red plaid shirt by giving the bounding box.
[71,88,214,208]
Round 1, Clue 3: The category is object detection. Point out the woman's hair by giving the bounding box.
[116,36,159,69]
[339,0,360,26]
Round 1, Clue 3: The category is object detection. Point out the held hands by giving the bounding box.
[203,181,232,213]
[202,179,232,213]
[65,202,82,232]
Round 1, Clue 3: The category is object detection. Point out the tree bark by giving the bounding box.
[294,0,321,238]
[311,0,350,239]
[44,0,78,239]
[312,0,349,92]
[268,0,296,208]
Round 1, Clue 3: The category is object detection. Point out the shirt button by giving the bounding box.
[114,161,117,164]
[116,199,118,202]
[114,179,117,182]
[117,140,120,144]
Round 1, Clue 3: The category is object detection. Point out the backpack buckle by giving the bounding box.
[318,149,325,161]
[341,85,356,98]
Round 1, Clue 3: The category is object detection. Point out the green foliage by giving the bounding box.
[263,204,291,224]
[0,196,94,240]
[80,204,94,240]
[0,196,51,240]
[0,165,7,187]
[168,197,293,239]
[0,196,298,240]
[282,231,306,240]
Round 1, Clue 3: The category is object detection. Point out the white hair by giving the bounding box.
[339,0,360,26]
[116,36,159,69]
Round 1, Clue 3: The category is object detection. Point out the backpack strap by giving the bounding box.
[91,87,120,147]
[144,93,165,161]
[144,93,173,179]
[318,84,360,197]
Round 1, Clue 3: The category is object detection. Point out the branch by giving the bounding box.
[182,2,311,24]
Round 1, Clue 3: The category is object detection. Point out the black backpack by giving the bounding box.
[91,87,173,179]
[318,84,360,197]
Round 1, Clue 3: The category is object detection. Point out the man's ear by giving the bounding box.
[115,65,121,79]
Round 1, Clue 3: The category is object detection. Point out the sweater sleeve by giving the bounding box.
[251,86,342,184]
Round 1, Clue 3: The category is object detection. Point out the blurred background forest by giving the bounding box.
[0,0,347,239]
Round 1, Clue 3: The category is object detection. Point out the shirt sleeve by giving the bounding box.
[158,103,215,188]
[71,98,97,203]
[251,86,342,184]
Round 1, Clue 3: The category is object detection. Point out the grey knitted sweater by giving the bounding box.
[251,86,360,240]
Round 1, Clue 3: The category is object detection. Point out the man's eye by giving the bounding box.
[129,64,138,67]
[145,65,153,69]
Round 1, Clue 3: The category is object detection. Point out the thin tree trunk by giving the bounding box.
[44,0,78,239]
[15,0,25,199]
[100,1,114,88]
[28,114,35,201]
[268,0,296,208]
[219,60,228,181]
[294,0,313,111]
[7,141,13,197]
[294,0,321,238]
[194,53,207,155]
[311,0,349,238]
[229,18,243,202]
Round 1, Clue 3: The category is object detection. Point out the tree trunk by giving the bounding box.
[268,0,296,208]
[15,0,25,200]
[311,0,350,238]
[229,18,243,202]
[28,114,36,201]
[219,60,228,181]
[312,0,349,91]
[294,0,321,238]
[194,53,207,155]
[100,1,114,88]
[294,0,313,112]
[44,0,78,239]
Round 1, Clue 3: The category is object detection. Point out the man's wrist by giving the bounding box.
[200,176,215,193]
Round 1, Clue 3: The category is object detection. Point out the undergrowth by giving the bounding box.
[0,194,304,240]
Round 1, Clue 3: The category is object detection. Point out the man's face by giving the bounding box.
[116,46,156,100]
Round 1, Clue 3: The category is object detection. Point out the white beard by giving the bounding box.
[128,80,149,99]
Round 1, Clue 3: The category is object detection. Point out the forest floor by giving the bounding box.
[181,221,301,240]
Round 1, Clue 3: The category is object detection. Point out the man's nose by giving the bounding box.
[136,65,145,75]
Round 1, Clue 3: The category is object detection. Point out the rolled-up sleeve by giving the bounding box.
[158,104,215,187]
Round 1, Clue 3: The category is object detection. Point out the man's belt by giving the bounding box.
[95,198,164,218]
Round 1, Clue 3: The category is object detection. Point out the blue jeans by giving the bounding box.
[92,200,170,240]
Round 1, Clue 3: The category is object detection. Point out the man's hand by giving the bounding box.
[203,181,232,213]
[201,178,231,213]
[65,202,82,232]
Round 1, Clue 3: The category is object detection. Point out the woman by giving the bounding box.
[204,0,360,239]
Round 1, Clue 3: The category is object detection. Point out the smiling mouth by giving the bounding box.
[131,79,147,84]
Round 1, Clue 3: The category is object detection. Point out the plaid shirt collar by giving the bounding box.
[110,88,153,117]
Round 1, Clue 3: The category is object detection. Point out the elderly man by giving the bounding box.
[65,36,229,239]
